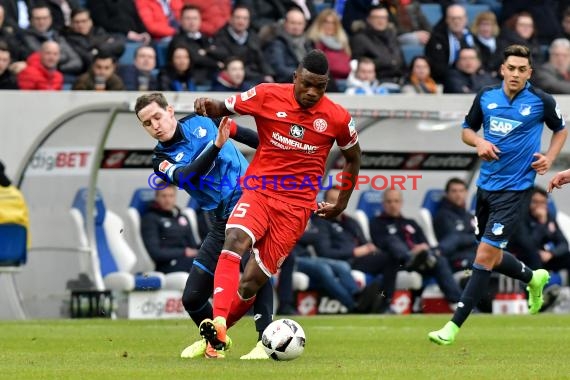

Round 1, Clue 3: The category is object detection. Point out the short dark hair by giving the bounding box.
[300,49,329,75]
[135,93,169,118]
[71,8,89,20]
[94,50,115,63]
[181,4,200,15]
[503,44,532,67]
[532,185,548,199]
[445,177,467,193]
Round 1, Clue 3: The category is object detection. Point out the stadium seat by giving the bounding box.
[127,188,189,290]
[465,4,490,26]
[183,197,203,245]
[154,41,170,69]
[419,4,442,27]
[401,44,425,66]
[353,190,383,241]
[119,42,143,66]
[0,224,27,267]
[70,188,164,292]
[417,189,445,247]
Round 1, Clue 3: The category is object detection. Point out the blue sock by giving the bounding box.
[493,251,533,283]
[451,263,492,327]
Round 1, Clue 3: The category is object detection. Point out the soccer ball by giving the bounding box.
[261,318,306,361]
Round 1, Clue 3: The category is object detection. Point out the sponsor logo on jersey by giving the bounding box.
[276,111,288,118]
[240,87,256,101]
[313,118,328,132]
[489,116,522,136]
[519,104,531,116]
[175,152,184,161]
[271,131,317,153]
[487,103,498,110]
[289,124,305,139]
[158,160,174,174]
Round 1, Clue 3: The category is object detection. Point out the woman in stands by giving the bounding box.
[158,46,196,91]
[401,55,441,94]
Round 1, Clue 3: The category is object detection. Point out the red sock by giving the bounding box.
[227,293,256,328]
[212,250,241,320]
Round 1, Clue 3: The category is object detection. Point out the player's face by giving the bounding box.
[500,55,532,96]
[137,102,177,142]
[293,69,328,109]
[446,183,467,208]
[382,190,403,217]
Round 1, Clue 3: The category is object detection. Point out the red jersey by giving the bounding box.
[225,83,358,209]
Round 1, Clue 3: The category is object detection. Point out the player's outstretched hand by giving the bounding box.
[547,168,570,192]
[316,201,344,219]
[531,153,552,175]
[194,97,213,117]
[215,116,231,148]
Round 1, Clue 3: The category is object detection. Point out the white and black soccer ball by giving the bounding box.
[261,318,306,361]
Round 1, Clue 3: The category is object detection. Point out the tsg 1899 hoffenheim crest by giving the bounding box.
[519,104,531,116]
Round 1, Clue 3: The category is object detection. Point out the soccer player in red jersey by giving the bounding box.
[193,50,361,352]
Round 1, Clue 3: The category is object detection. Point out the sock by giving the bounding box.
[493,251,533,283]
[451,263,492,327]
[253,279,274,336]
[212,250,242,320]
[226,293,256,328]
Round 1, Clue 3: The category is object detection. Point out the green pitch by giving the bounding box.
[2,314,570,380]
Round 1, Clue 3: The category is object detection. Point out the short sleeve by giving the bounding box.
[463,90,484,131]
[542,94,566,132]
[224,84,266,115]
[337,112,359,150]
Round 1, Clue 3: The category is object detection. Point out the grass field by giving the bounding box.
[2,314,570,380]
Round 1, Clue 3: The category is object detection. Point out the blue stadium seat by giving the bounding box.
[127,188,189,290]
[465,4,490,26]
[70,188,163,291]
[154,41,170,68]
[420,4,442,27]
[417,189,445,246]
[0,224,27,267]
[119,42,143,66]
[353,190,383,241]
[401,44,425,66]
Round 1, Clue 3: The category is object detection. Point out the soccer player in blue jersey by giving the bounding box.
[429,44,568,345]
[135,93,271,360]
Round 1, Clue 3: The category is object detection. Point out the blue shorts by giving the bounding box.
[474,188,533,249]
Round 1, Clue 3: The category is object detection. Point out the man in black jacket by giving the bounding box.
[370,189,462,308]
[141,183,198,274]
[434,177,477,272]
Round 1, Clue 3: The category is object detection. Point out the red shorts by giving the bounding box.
[226,190,312,276]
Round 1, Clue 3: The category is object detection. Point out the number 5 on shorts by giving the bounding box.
[230,203,250,218]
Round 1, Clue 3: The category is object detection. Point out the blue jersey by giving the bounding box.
[152,114,248,218]
[463,82,565,191]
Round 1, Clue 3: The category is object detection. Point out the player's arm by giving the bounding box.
[212,117,259,149]
[317,142,361,219]
[194,98,231,118]
[533,95,567,175]
[462,89,500,161]
[547,168,570,192]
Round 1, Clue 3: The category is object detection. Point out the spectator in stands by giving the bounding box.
[385,0,432,46]
[508,187,570,275]
[501,0,561,45]
[0,0,31,30]
[183,0,231,37]
[134,0,183,41]
[497,12,544,67]
[237,0,316,33]
[19,3,83,75]
[0,41,18,89]
[158,45,195,91]
[561,8,570,42]
[262,7,314,83]
[444,47,498,94]
[350,5,405,85]
[86,0,151,44]
[141,183,199,274]
[0,160,30,248]
[341,0,374,35]
[369,189,462,309]
[214,5,274,85]
[65,8,126,74]
[471,11,502,77]
[293,216,359,313]
[0,4,28,66]
[532,38,570,95]
[118,45,158,91]
[401,55,441,94]
[44,0,80,32]
[72,51,124,91]
[168,5,225,86]
[17,40,63,90]
[434,178,477,272]
[306,8,351,82]
[345,57,398,95]
[425,4,475,83]
[211,56,249,92]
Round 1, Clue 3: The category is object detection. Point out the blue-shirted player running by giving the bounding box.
[429,44,568,345]
[135,93,271,359]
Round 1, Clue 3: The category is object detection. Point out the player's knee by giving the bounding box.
[181,288,208,313]
[224,228,251,254]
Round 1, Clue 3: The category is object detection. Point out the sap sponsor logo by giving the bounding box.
[489,116,522,136]
[240,87,256,101]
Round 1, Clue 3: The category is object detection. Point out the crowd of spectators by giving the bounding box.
[3,1,570,93]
